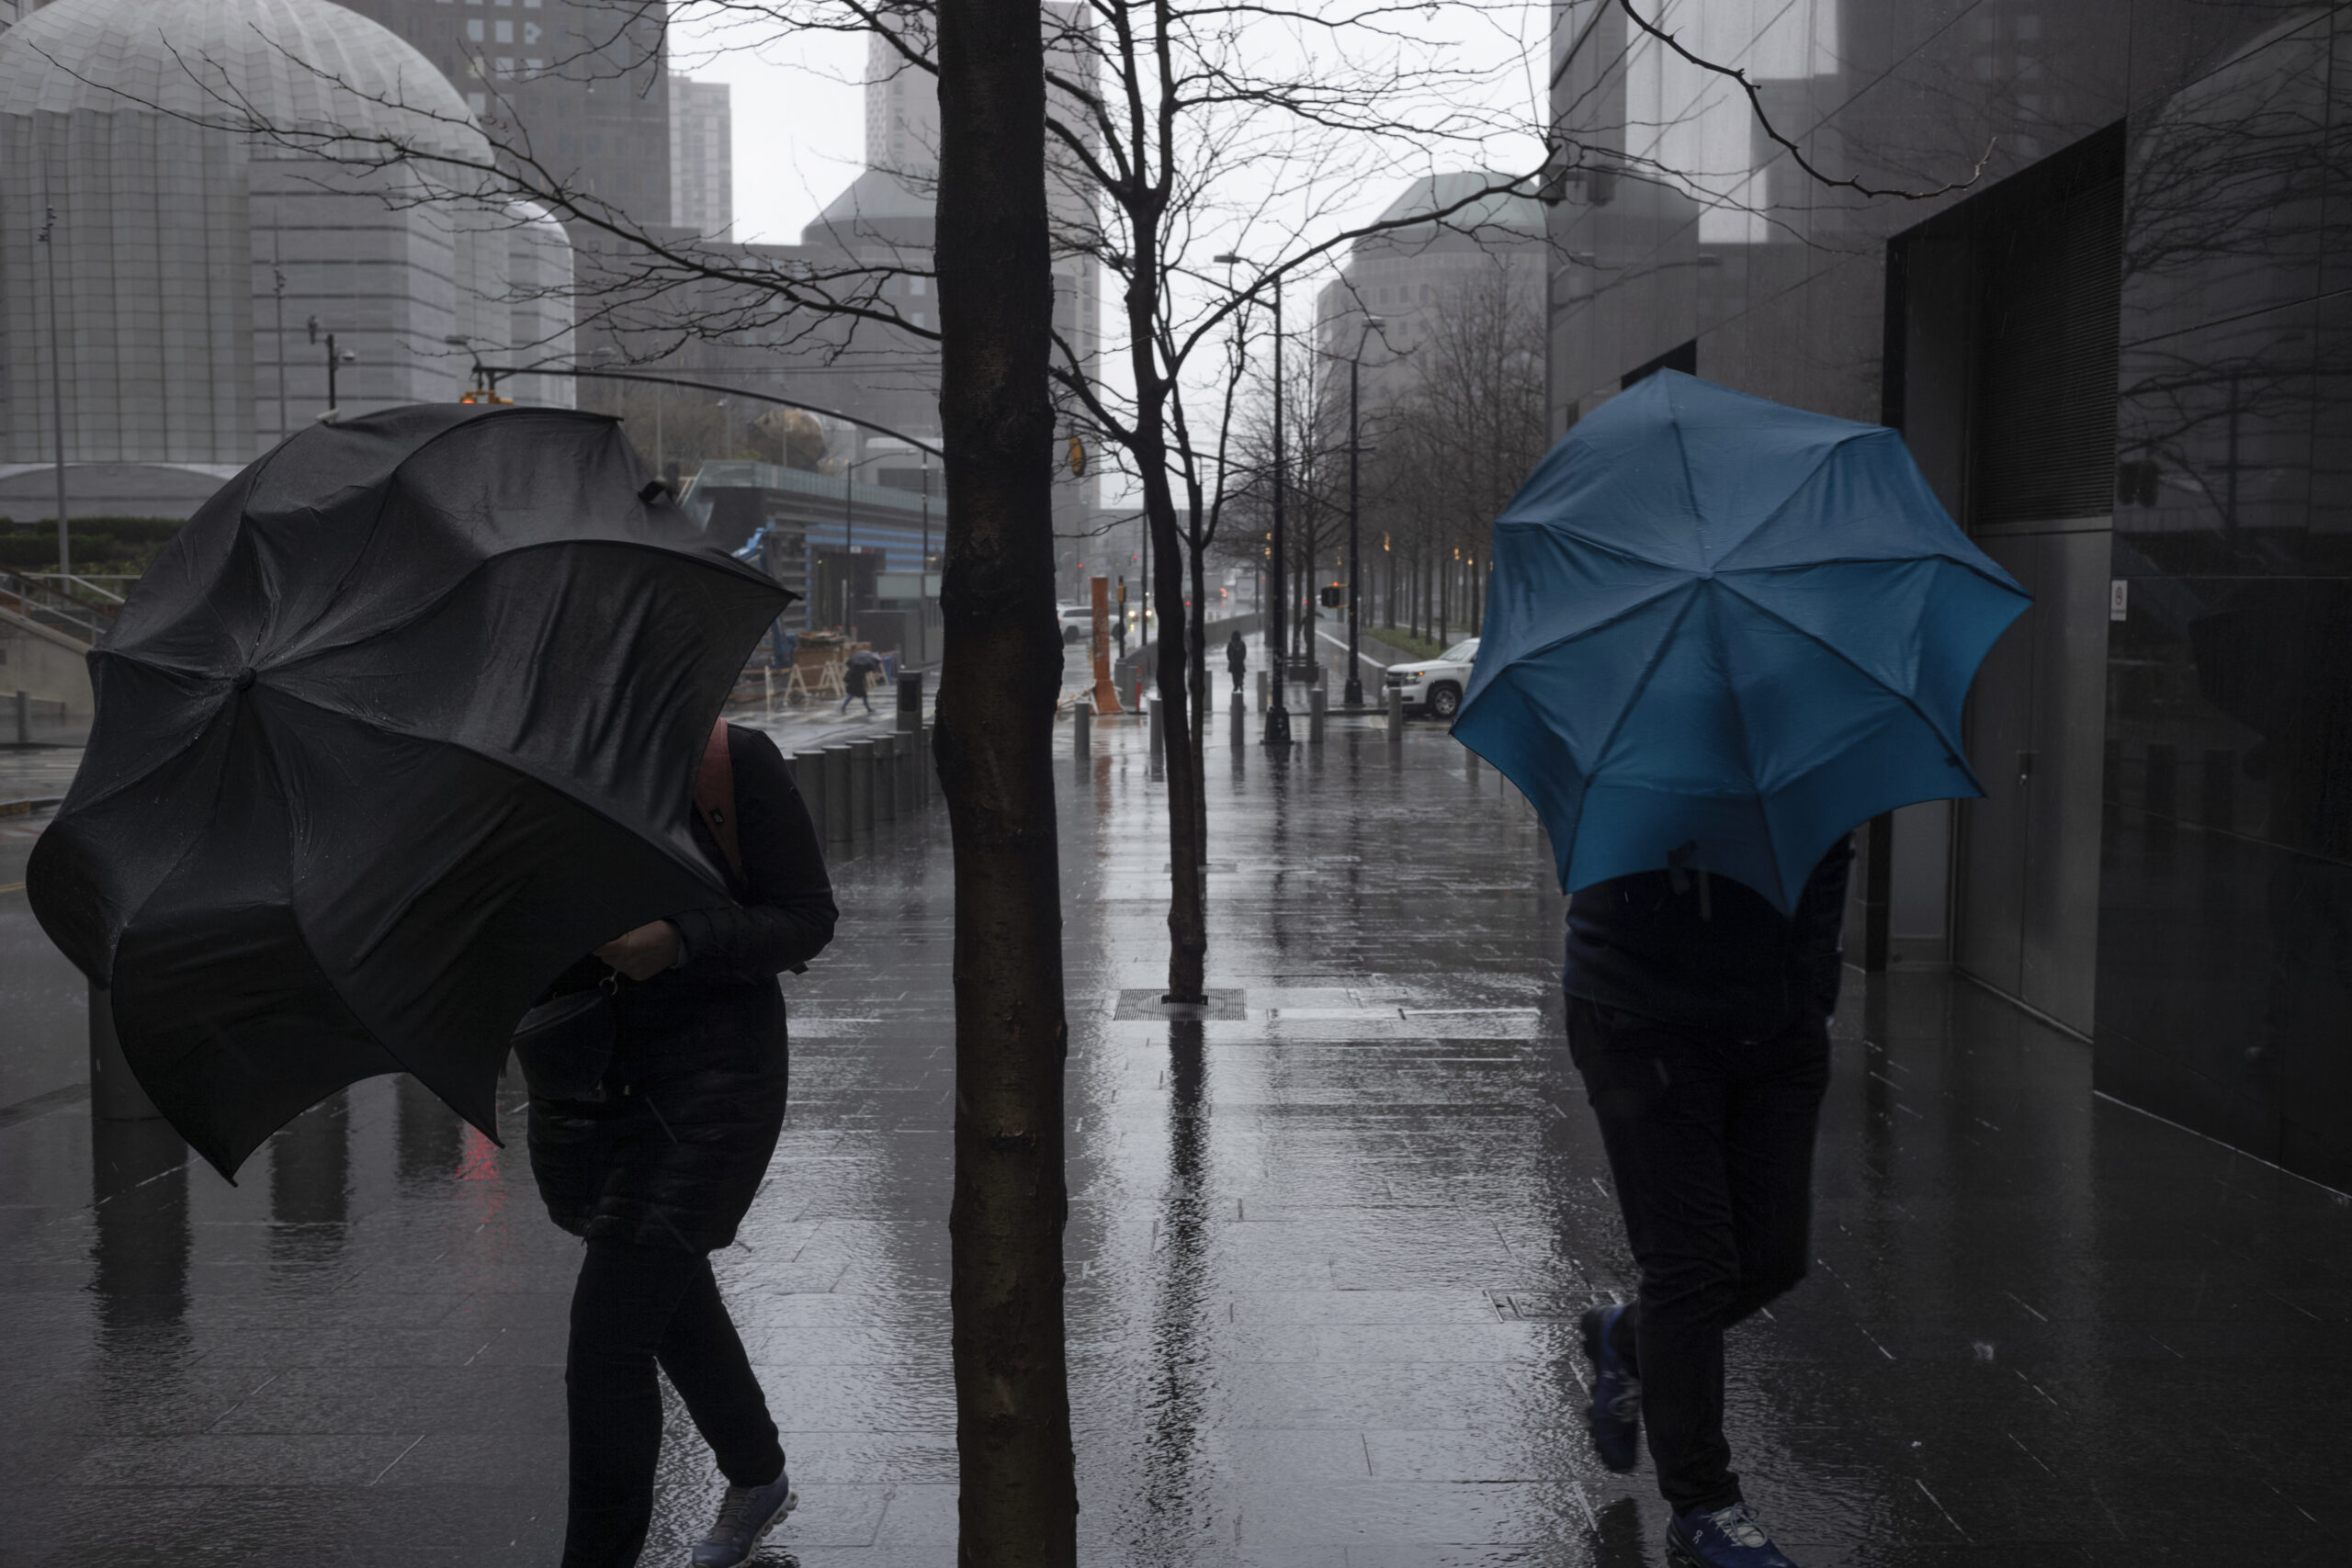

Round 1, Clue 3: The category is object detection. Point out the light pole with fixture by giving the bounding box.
[1342,313,1385,707]
[840,448,892,638]
[309,317,356,418]
[1214,253,1290,745]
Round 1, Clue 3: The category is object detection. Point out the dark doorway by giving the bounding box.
[1886,125,2124,1037]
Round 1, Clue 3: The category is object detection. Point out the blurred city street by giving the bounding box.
[4,694,2346,1565]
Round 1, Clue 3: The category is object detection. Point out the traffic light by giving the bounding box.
[1317,584,1342,608]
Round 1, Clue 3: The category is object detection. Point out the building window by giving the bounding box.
[467,18,483,40]
[495,57,514,78]
[494,19,513,42]
[468,92,489,115]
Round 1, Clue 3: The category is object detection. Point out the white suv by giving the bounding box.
[1382,637,1479,718]
[1057,604,1094,644]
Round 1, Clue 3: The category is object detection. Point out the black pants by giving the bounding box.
[1565,996,1829,1513]
[1230,668,1245,693]
[561,1240,784,1568]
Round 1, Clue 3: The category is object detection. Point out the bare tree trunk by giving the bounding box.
[1185,514,1210,867]
[1143,457,1207,1000]
[933,4,1076,1560]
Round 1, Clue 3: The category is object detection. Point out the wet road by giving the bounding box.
[4,697,2349,1564]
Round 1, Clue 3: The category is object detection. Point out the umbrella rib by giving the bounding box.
[1706,437,1849,573]
[1707,584,1791,905]
[53,655,225,818]
[1711,573,1971,762]
[249,680,729,926]
[1493,518,1687,575]
[1476,579,1693,681]
[1588,583,1703,773]
[264,536,780,671]
[1667,379,1709,567]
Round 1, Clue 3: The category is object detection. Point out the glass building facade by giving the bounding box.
[1550,1,2352,1188]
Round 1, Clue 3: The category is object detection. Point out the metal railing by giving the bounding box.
[17,572,130,604]
[0,569,115,645]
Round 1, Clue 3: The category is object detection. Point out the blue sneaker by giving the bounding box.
[1578,1303,1641,1472]
[1668,1501,1798,1568]
[692,1469,797,1568]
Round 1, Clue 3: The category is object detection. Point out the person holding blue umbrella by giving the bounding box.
[1456,372,2028,1568]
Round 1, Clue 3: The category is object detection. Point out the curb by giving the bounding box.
[0,796,63,818]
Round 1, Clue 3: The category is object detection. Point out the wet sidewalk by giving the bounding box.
[3,708,2348,1565]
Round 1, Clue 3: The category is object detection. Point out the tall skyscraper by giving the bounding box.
[668,73,731,239]
[334,0,673,231]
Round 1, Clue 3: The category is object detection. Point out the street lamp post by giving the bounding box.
[309,317,356,417]
[840,449,890,638]
[1215,253,1289,745]
[37,154,69,579]
[1342,315,1385,708]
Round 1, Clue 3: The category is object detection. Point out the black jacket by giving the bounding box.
[527,724,837,1250]
[1561,835,1853,1042]
[1227,635,1248,671]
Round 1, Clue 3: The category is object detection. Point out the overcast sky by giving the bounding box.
[666,4,1555,252]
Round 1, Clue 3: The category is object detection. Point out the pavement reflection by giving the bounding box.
[0,694,2346,1564]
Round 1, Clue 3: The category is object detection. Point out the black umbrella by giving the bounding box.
[28,405,792,1178]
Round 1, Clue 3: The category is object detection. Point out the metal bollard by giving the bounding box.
[875,737,898,824]
[1148,694,1164,758]
[89,987,164,1121]
[1386,686,1404,743]
[13,689,28,746]
[823,745,854,842]
[1073,699,1091,757]
[1465,746,1480,779]
[897,669,924,734]
[1256,669,1269,715]
[920,723,935,807]
[1308,683,1326,745]
[849,740,877,835]
[784,750,814,832]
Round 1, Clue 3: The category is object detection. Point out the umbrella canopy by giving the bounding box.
[28,404,793,1177]
[1454,371,2029,913]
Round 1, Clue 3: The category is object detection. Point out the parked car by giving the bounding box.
[1057,603,1094,644]
[1382,637,1480,718]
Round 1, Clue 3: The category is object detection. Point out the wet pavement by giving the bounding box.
[4,671,2350,1565]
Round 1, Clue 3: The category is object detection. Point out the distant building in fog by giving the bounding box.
[669,74,732,240]
[0,0,574,521]
[1315,172,1548,412]
[335,0,673,231]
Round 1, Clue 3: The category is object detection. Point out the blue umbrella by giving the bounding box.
[1454,371,2029,913]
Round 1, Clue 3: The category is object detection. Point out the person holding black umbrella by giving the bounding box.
[841,647,885,715]
[525,719,837,1568]
[24,402,831,1568]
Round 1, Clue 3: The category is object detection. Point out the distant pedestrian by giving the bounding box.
[841,649,883,715]
[1565,838,1852,1568]
[1226,628,1248,694]
[523,721,836,1568]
